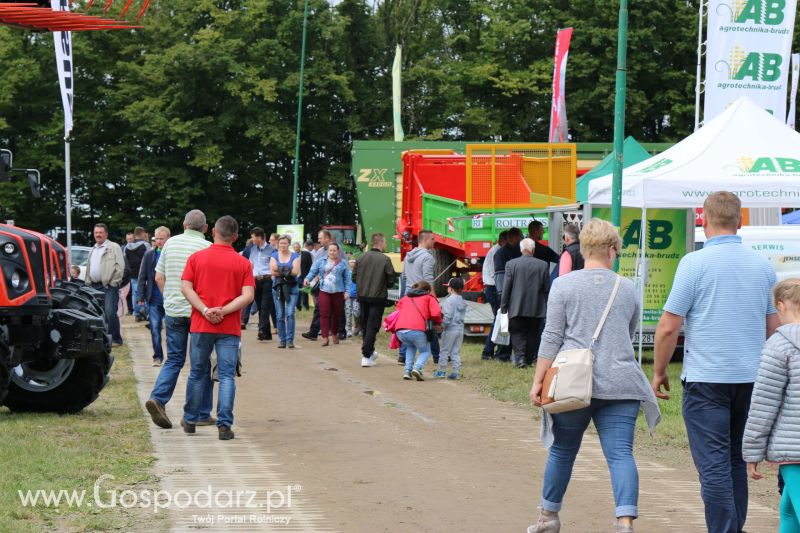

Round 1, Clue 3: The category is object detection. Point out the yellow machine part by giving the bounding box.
[465,143,576,209]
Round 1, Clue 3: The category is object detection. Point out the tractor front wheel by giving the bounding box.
[2,284,112,414]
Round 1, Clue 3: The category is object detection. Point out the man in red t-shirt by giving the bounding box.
[180,215,255,440]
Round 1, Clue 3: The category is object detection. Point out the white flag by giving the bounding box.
[704,0,798,121]
[788,53,800,128]
[52,0,73,137]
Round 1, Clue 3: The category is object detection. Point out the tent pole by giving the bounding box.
[637,206,647,366]
[694,0,705,130]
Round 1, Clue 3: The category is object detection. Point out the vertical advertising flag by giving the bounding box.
[788,53,800,128]
[391,45,404,142]
[704,0,798,122]
[51,0,73,137]
[548,28,573,143]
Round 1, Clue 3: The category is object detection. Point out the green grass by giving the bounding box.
[375,331,690,448]
[0,346,166,532]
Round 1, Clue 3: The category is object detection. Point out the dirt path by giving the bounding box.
[127,319,779,532]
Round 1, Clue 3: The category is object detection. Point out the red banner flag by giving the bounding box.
[549,28,573,143]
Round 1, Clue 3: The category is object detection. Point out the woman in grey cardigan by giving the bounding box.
[528,219,660,533]
[743,279,800,532]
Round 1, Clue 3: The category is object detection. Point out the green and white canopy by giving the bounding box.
[588,97,800,208]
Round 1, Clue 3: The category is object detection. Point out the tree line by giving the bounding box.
[0,0,786,242]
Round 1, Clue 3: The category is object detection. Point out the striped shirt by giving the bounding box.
[663,234,777,383]
[154,229,211,317]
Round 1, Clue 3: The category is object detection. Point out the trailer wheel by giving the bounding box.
[432,249,455,297]
[2,286,113,414]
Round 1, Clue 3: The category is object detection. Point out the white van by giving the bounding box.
[695,226,800,281]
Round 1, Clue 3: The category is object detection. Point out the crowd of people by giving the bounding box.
[70,190,800,532]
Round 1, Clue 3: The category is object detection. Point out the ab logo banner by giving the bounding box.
[705,0,797,121]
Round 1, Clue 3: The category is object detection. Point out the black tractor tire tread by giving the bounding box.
[3,282,113,414]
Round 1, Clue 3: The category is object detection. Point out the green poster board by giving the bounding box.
[592,207,688,325]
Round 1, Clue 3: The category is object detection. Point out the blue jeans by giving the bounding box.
[148,303,165,360]
[149,316,212,418]
[399,329,439,360]
[273,288,298,344]
[541,399,640,518]
[93,283,122,344]
[184,333,239,429]
[130,279,144,317]
[482,284,498,358]
[683,381,753,533]
[397,330,431,373]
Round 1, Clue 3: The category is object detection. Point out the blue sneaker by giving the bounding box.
[433,370,447,379]
[447,372,460,380]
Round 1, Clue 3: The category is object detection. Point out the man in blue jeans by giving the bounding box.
[145,210,214,430]
[136,226,170,366]
[653,192,779,533]
[180,215,254,440]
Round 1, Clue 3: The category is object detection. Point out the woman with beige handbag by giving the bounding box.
[527,219,660,533]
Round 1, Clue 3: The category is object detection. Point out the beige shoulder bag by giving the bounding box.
[541,275,622,414]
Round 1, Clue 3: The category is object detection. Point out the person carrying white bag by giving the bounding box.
[491,310,510,346]
[526,219,660,533]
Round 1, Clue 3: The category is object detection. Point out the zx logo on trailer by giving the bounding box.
[356,168,392,188]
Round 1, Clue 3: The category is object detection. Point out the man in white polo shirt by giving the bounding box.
[652,191,779,533]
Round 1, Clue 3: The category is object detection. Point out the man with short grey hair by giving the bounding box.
[558,223,584,276]
[145,210,215,430]
[500,238,550,368]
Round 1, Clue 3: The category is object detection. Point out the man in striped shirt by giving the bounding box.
[653,191,779,533]
[145,209,215,430]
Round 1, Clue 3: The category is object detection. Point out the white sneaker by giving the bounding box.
[369,352,379,363]
[361,357,376,367]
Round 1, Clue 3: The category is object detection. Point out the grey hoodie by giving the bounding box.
[742,324,800,464]
[442,293,468,330]
[402,247,434,288]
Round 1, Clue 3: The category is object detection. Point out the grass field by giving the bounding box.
[0,345,165,532]
[374,331,689,448]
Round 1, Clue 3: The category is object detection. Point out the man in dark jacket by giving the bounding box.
[137,226,170,365]
[353,233,396,368]
[125,226,152,321]
[558,223,584,275]
[500,238,550,368]
[528,220,560,266]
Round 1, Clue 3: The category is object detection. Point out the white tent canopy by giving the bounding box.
[588,97,800,208]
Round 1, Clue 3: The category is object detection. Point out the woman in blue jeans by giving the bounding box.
[270,235,300,348]
[393,281,442,381]
[528,219,660,533]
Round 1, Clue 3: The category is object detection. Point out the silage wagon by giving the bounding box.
[396,143,577,292]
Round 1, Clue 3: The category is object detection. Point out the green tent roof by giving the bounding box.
[575,137,652,202]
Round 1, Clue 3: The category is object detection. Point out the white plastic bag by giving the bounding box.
[491,312,510,345]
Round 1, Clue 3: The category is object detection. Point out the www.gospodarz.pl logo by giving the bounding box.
[17,474,300,515]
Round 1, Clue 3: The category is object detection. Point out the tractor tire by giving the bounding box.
[2,284,113,414]
[432,248,456,298]
[0,338,11,406]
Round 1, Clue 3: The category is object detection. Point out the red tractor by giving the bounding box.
[0,0,151,412]
[0,150,112,412]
